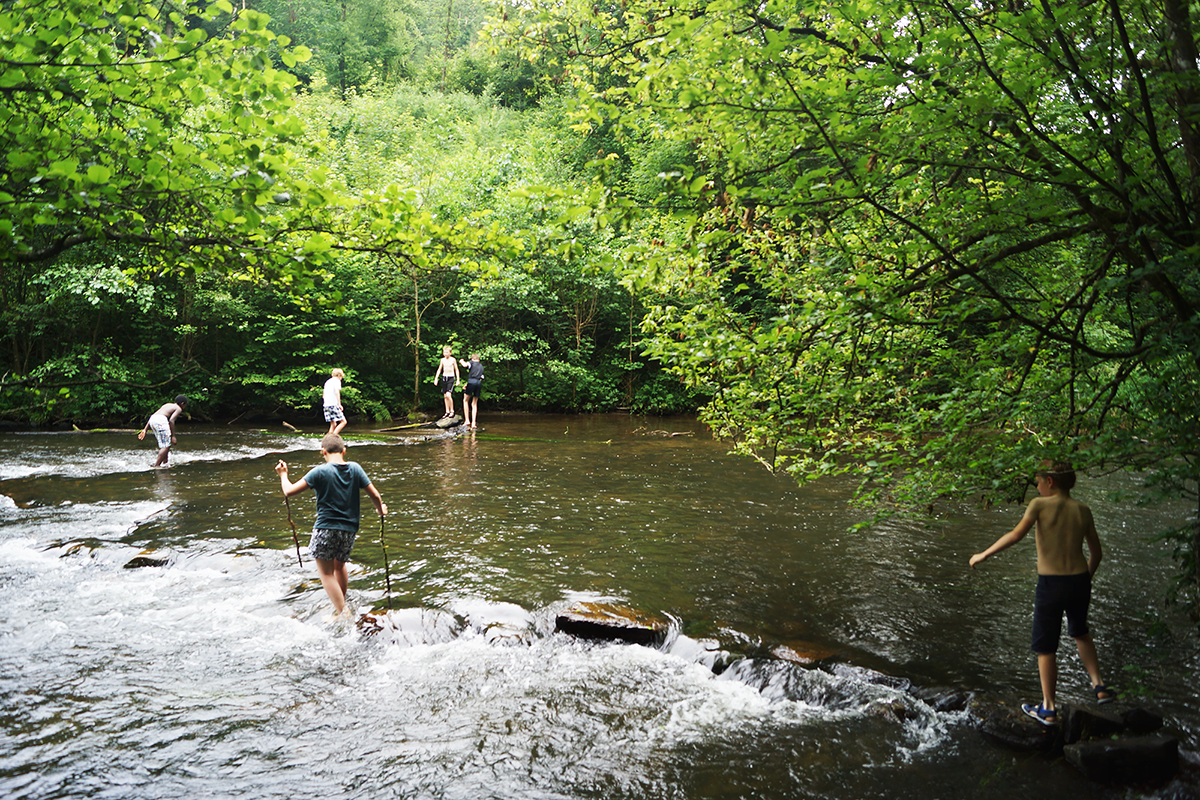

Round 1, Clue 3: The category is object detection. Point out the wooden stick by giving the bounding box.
[283,492,303,567]
[379,513,393,609]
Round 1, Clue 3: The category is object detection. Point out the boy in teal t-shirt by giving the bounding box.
[275,433,387,615]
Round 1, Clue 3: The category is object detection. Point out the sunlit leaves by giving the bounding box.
[495,0,1200,591]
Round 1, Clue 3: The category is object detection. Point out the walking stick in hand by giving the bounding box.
[283,491,303,568]
[380,513,393,609]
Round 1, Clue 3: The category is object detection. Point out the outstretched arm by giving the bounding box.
[970,499,1039,568]
[275,460,309,497]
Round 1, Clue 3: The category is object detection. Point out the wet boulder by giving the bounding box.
[1064,735,1179,786]
[1062,704,1126,744]
[555,602,668,646]
[1123,707,1166,736]
[123,555,170,569]
[969,700,1059,754]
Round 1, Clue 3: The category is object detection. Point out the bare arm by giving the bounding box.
[366,483,387,516]
[1083,510,1102,575]
[970,500,1039,568]
[274,460,309,497]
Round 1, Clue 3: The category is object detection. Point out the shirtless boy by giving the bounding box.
[970,461,1115,725]
[137,395,188,467]
[432,346,459,419]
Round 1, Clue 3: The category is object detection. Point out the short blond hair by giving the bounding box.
[331,368,345,378]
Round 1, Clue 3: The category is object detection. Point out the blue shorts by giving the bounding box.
[148,414,171,448]
[1031,572,1092,654]
[309,528,356,562]
[323,404,345,423]
[464,378,482,398]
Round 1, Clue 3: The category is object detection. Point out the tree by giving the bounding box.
[496,0,1200,614]
[1,0,317,270]
[1,0,522,417]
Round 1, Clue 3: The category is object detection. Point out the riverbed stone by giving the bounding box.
[1123,706,1166,736]
[1062,704,1126,744]
[908,686,974,713]
[771,641,837,666]
[554,602,668,646]
[123,555,170,568]
[357,606,463,645]
[826,662,912,692]
[970,700,1060,754]
[1063,735,1179,785]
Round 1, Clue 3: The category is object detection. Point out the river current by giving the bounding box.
[0,414,1196,799]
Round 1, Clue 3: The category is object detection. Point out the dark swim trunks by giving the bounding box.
[464,378,482,398]
[438,376,456,394]
[1031,571,1092,654]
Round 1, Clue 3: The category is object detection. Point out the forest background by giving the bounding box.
[1,0,1197,616]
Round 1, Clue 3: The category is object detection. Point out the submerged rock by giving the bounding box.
[123,555,170,569]
[356,606,463,645]
[554,602,668,646]
[772,641,837,666]
[1064,735,1179,785]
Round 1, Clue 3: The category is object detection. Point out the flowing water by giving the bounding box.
[0,414,1196,800]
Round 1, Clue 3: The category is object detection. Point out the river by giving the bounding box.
[0,414,1196,799]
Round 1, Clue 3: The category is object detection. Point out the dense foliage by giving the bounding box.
[0,1,694,422]
[492,0,1200,614]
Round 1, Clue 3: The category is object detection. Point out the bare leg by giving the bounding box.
[1037,652,1058,712]
[315,557,347,614]
[154,446,170,467]
[443,392,454,416]
[332,418,347,435]
[1074,634,1109,698]
[470,396,478,428]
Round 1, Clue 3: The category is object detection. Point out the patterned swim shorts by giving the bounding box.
[323,404,345,423]
[148,414,171,449]
[309,528,356,562]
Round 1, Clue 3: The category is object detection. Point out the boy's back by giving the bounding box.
[1028,493,1097,576]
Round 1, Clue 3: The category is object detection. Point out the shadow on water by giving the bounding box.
[0,415,1196,800]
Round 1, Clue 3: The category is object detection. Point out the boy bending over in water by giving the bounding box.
[970,461,1115,726]
[275,433,386,616]
[137,395,188,467]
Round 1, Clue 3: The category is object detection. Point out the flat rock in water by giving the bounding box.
[970,700,1059,754]
[555,602,668,646]
[1122,706,1166,736]
[1064,735,1179,785]
[1062,704,1125,744]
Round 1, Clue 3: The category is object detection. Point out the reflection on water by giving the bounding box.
[0,415,1196,800]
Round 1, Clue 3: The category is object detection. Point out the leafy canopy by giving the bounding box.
[493,0,1200,611]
